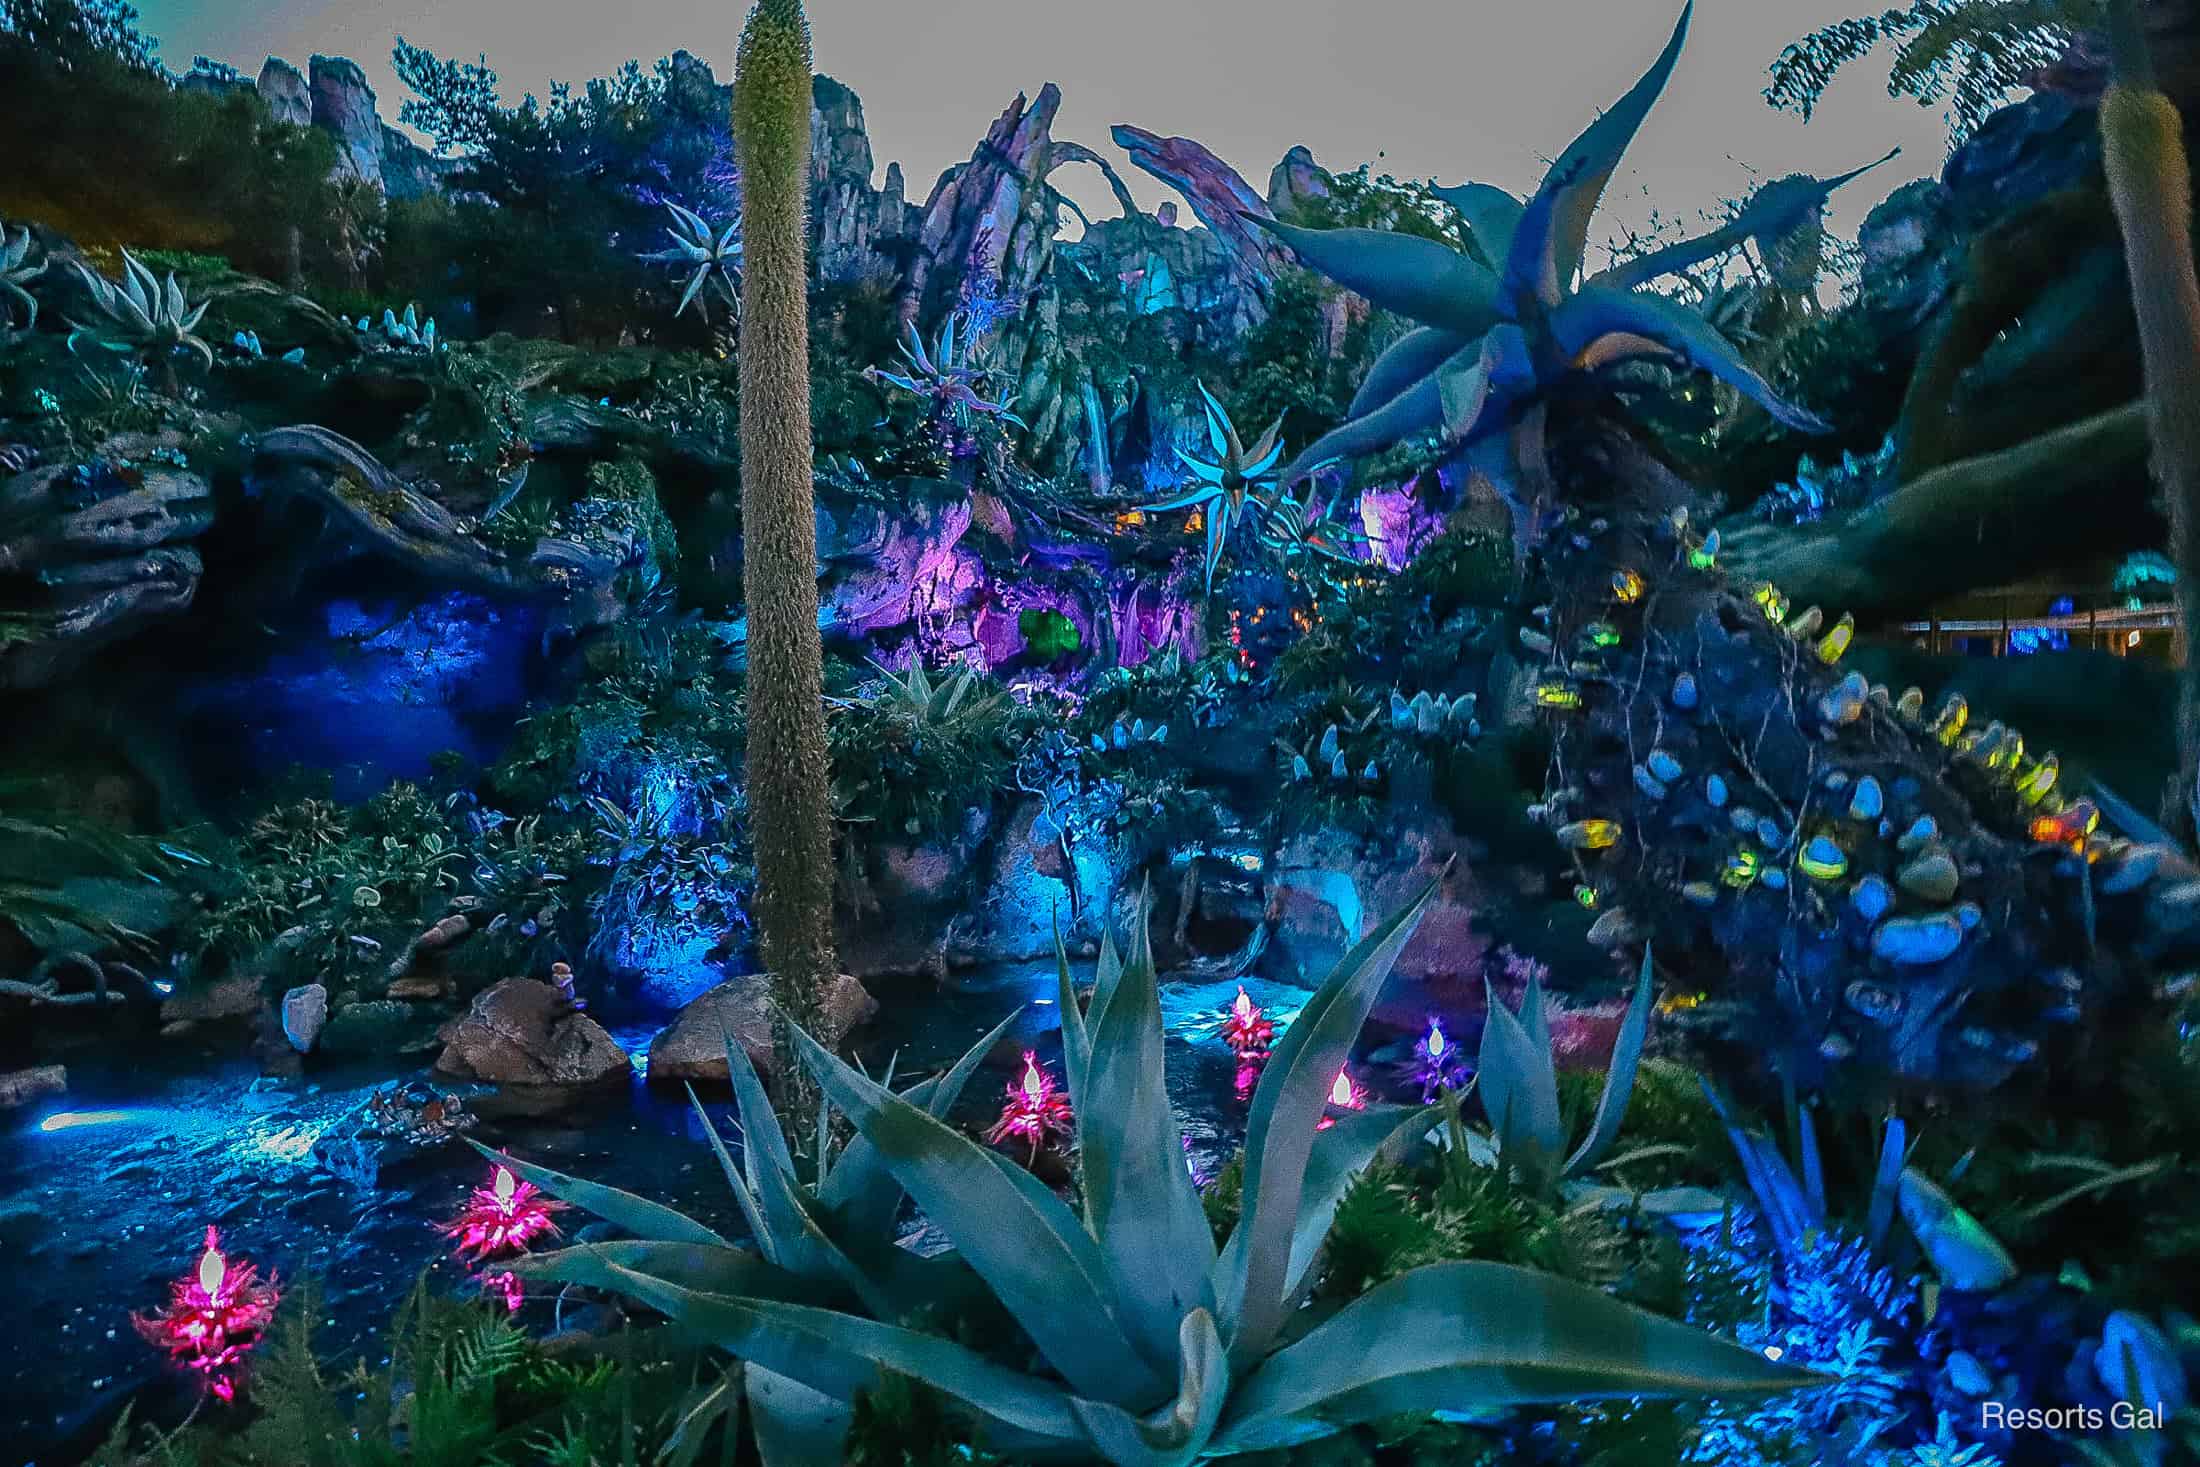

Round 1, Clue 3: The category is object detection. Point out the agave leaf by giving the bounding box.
[592,1259,1087,1447]
[791,1027,1167,1402]
[1138,482,1221,514]
[1196,381,1235,458]
[1591,147,1900,292]
[465,1139,729,1245]
[504,1239,808,1301]
[1702,1083,1820,1254]
[691,1084,772,1254]
[1346,326,1473,420]
[1437,355,1498,444]
[1477,980,1563,1184]
[1210,1103,1424,1300]
[1797,1104,1827,1221]
[1203,493,1230,590]
[818,1004,1025,1240]
[1898,1169,2017,1291]
[1218,882,1436,1367]
[1081,904,1219,1368]
[1056,920,1093,1101]
[1552,285,1833,434]
[749,1364,855,1467]
[1068,1309,1231,1467]
[722,1027,796,1181]
[162,273,185,325]
[1435,182,1528,267]
[1273,344,1470,485]
[1865,1116,1906,1254]
[676,266,710,318]
[659,1369,740,1467]
[1529,2,1693,295]
[1562,947,1655,1179]
[1215,1259,1817,1451]
[1249,217,1504,336]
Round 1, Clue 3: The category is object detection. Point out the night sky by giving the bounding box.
[137,0,1959,256]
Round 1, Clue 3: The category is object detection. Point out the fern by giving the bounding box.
[1767,1,2107,142]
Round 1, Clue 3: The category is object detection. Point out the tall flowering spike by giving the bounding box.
[736,0,841,1110]
[136,1225,279,1401]
[985,1050,1075,1162]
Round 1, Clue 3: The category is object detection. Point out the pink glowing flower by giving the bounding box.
[1220,985,1275,1059]
[135,1227,279,1399]
[985,1051,1075,1162]
[1316,1067,1368,1131]
[444,1164,565,1266]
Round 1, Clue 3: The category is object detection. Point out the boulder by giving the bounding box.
[1265,145,1331,216]
[0,1065,66,1109]
[647,973,880,1086]
[160,974,264,1025]
[281,982,329,1053]
[433,978,630,1107]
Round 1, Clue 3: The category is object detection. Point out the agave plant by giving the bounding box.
[1253,4,1892,536]
[1469,948,1656,1199]
[68,251,214,388]
[1256,482,1367,573]
[645,201,743,322]
[2,219,44,331]
[1137,383,1286,594]
[517,889,1817,1463]
[868,313,1026,429]
[491,1009,1023,1464]
[861,655,1006,728]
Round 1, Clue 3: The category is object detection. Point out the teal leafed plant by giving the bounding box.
[645,200,743,321]
[1255,4,1890,530]
[1139,382,1286,593]
[1,217,45,330]
[868,314,1027,426]
[511,889,1817,1462]
[1256,482,1367,572]
[67,249,215,387]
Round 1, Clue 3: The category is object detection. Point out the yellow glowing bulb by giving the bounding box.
[2016,755,2059,805]
[198,1245,226,1297]
[1533,681,1582,709]
[1815,613,1854,664]
[1722,849,1761,888]
[1930,695,1969,747]
[1611,569,1646,604]
[1557,819,1621,851]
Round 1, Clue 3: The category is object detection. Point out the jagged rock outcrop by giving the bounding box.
[0,448,215,689]
[255,56,311,127]
[309,55,386,186]
[1112,124,1293,291]
[246,426,634,642]
[810,77,915,283]
[645,972,878,1086]
[1266,145,1331,216]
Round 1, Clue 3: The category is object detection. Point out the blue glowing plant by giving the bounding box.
[1138,382,1286,593]
[867,313,1027,434]
[643,200,742,321]
[1252,5,1890,533]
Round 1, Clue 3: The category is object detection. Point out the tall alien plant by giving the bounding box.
[734,0,839,1107]
[510,889,1817,1463]
[1252,3,1892,552]
[2099,0,2200,835]
[1137,382,1286,593]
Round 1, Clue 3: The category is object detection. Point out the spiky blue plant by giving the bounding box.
[356,304,440,354]
[68,251,214,375]
[868,312,1027,428]
[1253,4,1893,530]
[644,200,743,321]
[1138,383,1285,594]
